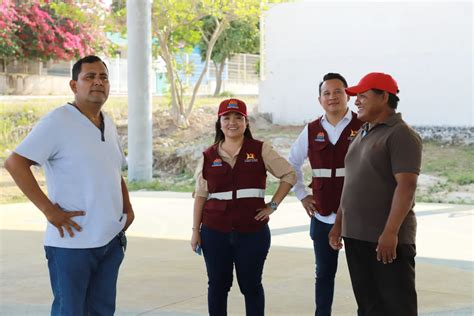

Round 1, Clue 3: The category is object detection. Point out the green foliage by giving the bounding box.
[106,0,263,124]
[0,0,20,57]
[0,0,112,60]
[255,59,260,75]
[150,0,261,124]
[152,0,203,55]
[198,17,259,63]
[0,110,39,158]
[219,91,235,97]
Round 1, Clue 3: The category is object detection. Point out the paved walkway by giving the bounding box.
[1,192,473,315]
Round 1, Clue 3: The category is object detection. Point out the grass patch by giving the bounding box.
[126,172,196,193]
[0,95,234,119]
[0,95,247,159]
[0,194,28,204]
[126,179,170,191]
[422,142,474,185]
[0,97,71,116]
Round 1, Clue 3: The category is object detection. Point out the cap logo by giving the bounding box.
[227,102,239,109]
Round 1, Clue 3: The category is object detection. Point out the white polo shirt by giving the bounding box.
[15,104,127,248]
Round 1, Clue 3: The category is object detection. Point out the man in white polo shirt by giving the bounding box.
[4,55,135,315]
[289,73,362,316]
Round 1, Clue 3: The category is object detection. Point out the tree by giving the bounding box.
[0,0,111,61]
[0,0,20,57]
[198,17,259,96]
[48,0,114,55]
[152,0,261,127]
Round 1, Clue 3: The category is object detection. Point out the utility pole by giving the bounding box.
[127,0,153,181]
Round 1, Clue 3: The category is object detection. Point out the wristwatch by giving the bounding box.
[268,201,278,211]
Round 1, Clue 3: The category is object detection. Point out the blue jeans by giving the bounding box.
[200,224,271,316]
[310,217,339,316]
[44,234,125,316]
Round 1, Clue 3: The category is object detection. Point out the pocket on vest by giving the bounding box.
[204,199,227,212]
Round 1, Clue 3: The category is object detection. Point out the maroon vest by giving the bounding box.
[308,112,363,216]
[202,138,267,232]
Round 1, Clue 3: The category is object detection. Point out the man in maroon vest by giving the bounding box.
[289,73,363,316]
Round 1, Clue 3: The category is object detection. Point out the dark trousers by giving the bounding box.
[310,217,339,316]
[200,224,271,316]
[343,237,417,316]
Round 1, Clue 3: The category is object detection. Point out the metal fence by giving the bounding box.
[0,53,260,95]
[225,54,259,83]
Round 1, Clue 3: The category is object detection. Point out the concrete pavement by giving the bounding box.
[1,192,473,315]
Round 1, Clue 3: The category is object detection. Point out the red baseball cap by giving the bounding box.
[345,72,399,96]
[218,98,247,117]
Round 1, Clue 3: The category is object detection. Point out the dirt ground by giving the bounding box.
[1,105,472,204]
[1,105,300,203]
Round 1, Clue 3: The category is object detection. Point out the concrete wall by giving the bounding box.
[259,0,473,126]
[0,73,70,95]
[0,74,8,94]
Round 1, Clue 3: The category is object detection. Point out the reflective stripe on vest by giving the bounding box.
[236,188,265,199]
[208,191,233,200]
[312,168,331,178]
[312,168,345,178]
[208,188,265,200]
[335,168,345,177]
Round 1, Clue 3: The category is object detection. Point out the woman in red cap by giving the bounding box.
[191,98,296,316]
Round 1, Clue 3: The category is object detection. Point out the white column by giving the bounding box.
[127,0,153,181]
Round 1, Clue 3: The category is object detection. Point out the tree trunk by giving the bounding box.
[185,17,226,119]
[213,59,225,96]
[158,33,181,124]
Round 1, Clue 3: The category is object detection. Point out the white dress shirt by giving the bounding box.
[288,109,352,224]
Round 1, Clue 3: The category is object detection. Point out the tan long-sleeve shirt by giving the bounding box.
[195,141,296,198]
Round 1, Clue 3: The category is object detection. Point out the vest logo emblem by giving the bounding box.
[211,158,223,167]
[315,132,325,142]
[348,129,358,140]
[244,153,258,163]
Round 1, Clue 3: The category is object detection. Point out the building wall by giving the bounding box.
[259,1,473,126]
[0,73,70,95]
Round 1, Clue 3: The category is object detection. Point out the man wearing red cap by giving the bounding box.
[329,72,422,316]
[289,73,363,316]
